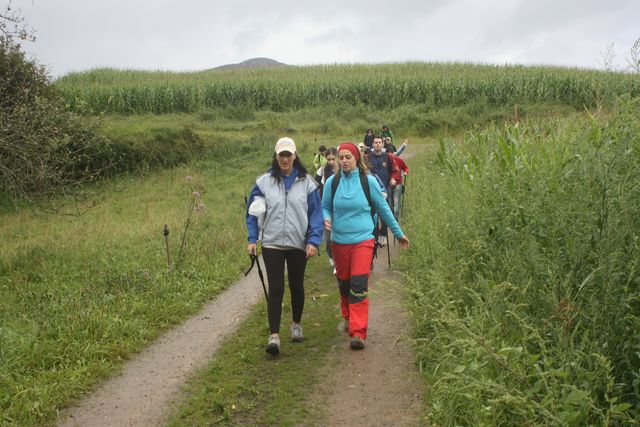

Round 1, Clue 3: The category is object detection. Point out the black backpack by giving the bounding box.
[330,172,380,253]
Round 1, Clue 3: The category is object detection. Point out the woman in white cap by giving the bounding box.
[246,137,324,356]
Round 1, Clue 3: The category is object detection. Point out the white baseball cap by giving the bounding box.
[275,137,296,154]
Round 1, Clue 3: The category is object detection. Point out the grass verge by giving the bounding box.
[165,254,344,426]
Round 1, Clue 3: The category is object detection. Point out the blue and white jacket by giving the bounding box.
[246,167,323,251]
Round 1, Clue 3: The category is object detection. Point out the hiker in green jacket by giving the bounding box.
[313,145,328,170]
[380,125,395,144]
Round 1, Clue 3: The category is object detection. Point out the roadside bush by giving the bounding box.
[0,36,115,203]
[0,36,207,205]
[103,127,204,174]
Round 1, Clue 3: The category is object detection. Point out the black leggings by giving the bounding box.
[262,248,308,334]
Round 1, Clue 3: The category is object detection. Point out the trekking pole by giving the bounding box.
[245,254,268,302]
[386,228,391,268]
[389,186,397,247]
[400,174,408,221]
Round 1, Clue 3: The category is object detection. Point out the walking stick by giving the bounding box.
[163,224,173,270]
[400,174,408,221]
[245,254,269,303]
[390,186,397,247]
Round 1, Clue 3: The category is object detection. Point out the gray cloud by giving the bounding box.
[9,0,640,76]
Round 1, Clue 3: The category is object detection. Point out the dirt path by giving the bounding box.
[308,244,425,426]
[57,265,265,427]
[58,146,426,427]
[58,249,424,427]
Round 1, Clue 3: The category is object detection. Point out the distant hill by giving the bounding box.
[210,57,288,71]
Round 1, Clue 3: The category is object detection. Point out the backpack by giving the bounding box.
[330,172,380,254]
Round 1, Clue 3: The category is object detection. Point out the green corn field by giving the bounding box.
[55,63,640,114]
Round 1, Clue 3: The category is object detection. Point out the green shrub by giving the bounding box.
[401,96,640,425]
[0,36,113,203]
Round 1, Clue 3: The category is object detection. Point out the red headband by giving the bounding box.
[338,142,360,162]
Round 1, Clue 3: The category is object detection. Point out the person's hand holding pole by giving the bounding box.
[248,243,257,256]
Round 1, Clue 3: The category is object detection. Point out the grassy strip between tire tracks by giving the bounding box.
[165,254,348,426]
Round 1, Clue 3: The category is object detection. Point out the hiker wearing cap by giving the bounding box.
[322,142,409,350]
[380,125,395,144]
[313,145,328,171]
[246,137,324,357]
[315,147,339,271]
[363,128,375,148]
[369,135,400,246]
[383,136,396,153]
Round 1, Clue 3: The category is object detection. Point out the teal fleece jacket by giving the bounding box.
[322,170,404,245]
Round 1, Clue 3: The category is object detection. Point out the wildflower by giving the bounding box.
[192,191,200,198]
[196,203,206,213]
[185,176,193,183]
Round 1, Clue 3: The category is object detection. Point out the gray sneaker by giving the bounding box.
[291,324,304,342]
[266,334,280,356]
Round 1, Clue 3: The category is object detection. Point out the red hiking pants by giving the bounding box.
[332,239,375,339]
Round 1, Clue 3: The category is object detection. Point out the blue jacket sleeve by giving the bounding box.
[368,175,404,239]
[306,187,324,247]
[246,184,264,243]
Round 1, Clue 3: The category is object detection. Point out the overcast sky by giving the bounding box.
[9,0,640,77]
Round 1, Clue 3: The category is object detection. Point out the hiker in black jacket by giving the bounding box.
[367,136,399,246]
[363,128,375,148]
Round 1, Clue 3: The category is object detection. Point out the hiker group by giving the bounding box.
[245,126,410,356]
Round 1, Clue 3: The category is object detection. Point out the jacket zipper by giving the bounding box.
[283,184,288,247]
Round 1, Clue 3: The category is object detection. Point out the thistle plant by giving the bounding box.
[173,175,206,270]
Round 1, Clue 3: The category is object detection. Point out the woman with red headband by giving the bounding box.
[321,142,409,350]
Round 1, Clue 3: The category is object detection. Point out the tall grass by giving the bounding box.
[55,63,640,114]
[400,96,640,425]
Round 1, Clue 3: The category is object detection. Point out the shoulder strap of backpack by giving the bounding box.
[330,172,341,208]
[331,172,378,252]
[359,172,374,217]
[360,172,379,256]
